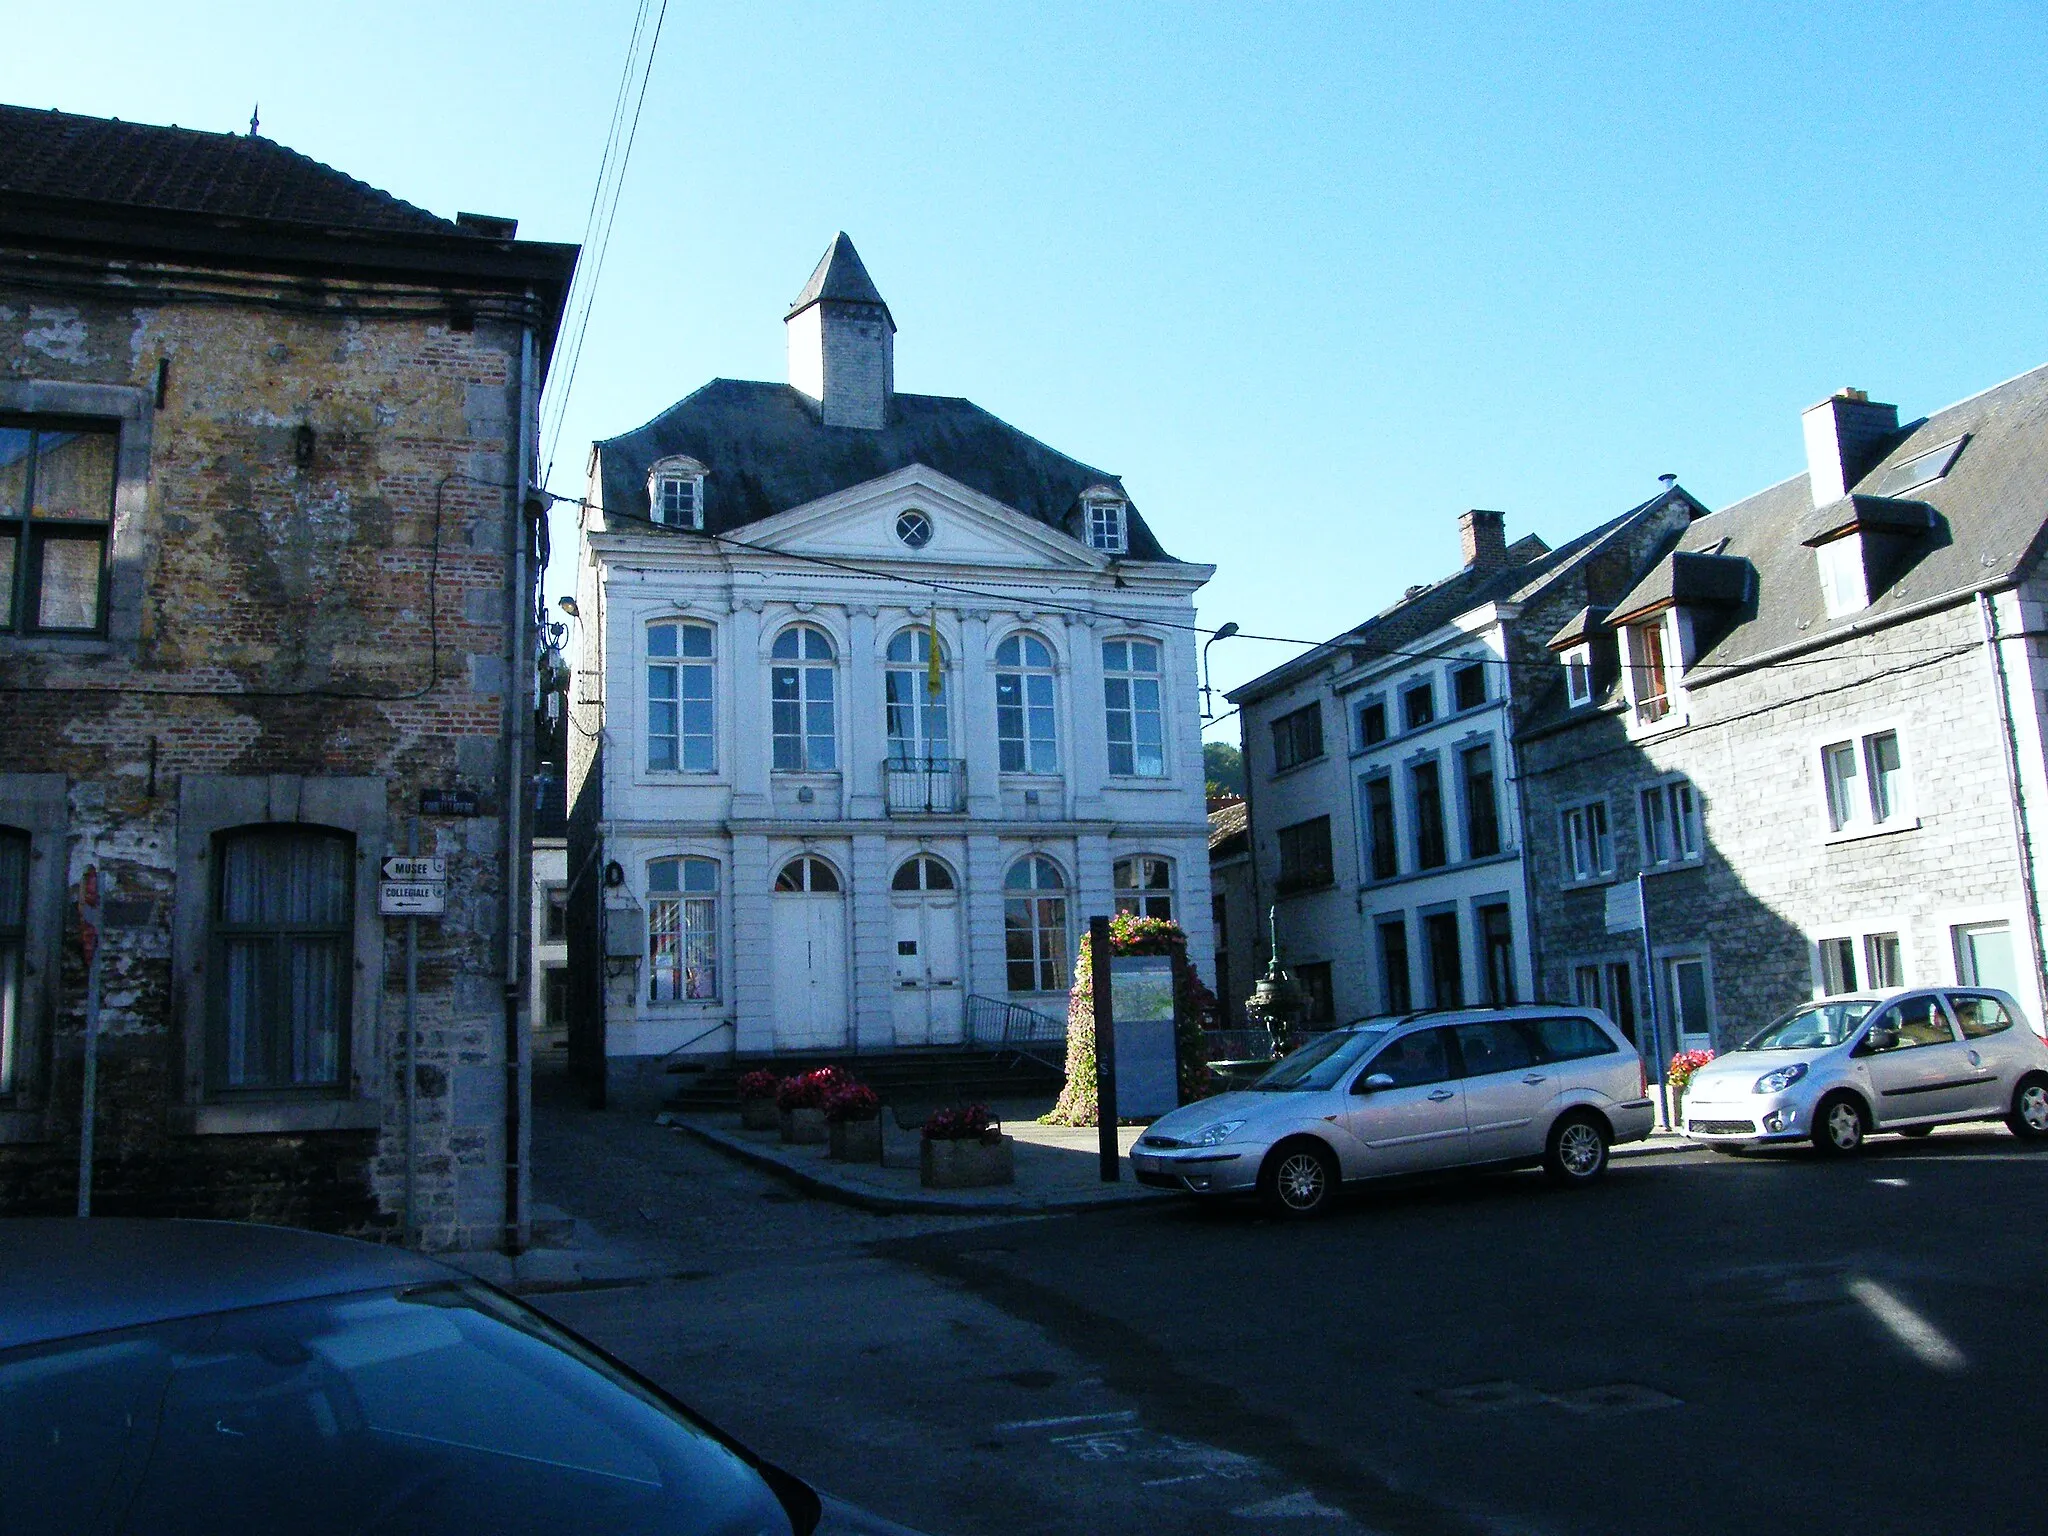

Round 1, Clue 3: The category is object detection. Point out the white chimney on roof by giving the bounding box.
[1801,388,1899,506]
[785,232,895,431]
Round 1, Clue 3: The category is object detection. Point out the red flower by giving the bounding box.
[736,1070,782,1102]
[923,1104,999,1143]
[776,1066,852,1111]
[823,1082,880,1123]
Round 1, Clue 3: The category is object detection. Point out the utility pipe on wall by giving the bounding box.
[1978,591,2047,1014]
[501,318,537,1256]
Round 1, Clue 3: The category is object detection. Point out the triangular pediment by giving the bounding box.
[733,465,1107,572]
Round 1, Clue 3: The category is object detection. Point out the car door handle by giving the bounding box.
[1427,1089,1455,1102]
[1522,1074,1547,1085]
[1968,1050,1982,1066]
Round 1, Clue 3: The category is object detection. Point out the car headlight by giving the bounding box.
[1753,1062,1808,1095]
[1192,1119,1246,1147]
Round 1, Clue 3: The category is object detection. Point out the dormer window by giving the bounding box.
[1816,535,1867,618]
[1564,645,1593,708]
[647,456,706,530]
[1625,617,1672,727]
[1082,487,1127,554]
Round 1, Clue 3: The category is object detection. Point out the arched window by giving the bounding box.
[1003,855,1068,994]
[210,826,353,1092]
[1113,855,1175,920]
[774,855,842,893]
[891,855,956,892]
[0,828,27,1096]
[648,856,719,1001]
[885,627,950,762]
[1102,637,1165,777]
[994,632,1059,774]
[771,625,837,772]
[648,621,715,773]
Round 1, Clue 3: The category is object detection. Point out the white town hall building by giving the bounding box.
[565,235,1215,1096]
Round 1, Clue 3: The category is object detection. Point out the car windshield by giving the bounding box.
[1741,1000,1878,1051]
[0,1280,801,1536]
[1250,1027,1388,1091]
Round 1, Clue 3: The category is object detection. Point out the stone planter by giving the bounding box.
[920,1133,1015,1189]
[828,1116,882,1163]
[740,1098,778,1131]
[781,1106,827,1145]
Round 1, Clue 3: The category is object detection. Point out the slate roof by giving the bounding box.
[1209,799,1249,852]
[593,379,1176,559]
[0,103,457,235]
[788,231,892,321]
[1608,549,1754,624]
[1629,361,2048,673]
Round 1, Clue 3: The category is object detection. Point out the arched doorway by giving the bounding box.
[889,854,963,1046]
[771,855,848,1051]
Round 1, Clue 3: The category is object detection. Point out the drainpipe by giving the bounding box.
[501,317,536,1255]
[1977,591,2048,1013]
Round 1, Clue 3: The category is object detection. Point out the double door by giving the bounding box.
[891,893,963,1046]
[771,895,849,1051]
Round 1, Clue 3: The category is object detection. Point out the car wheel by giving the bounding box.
[1898,1125,1934,1139]
[1543,1111,1610,1186]
[1811,1093,1867,1156]
[1259,1139,1338,1219]
[2006,1074,2048,1141]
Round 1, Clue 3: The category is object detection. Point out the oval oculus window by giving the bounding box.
[895,510,933,548]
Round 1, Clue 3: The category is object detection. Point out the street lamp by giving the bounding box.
[1201,622,1241,720]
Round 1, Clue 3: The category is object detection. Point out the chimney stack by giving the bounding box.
[1801,388,1898,506]
[786,233,895,431]
[1459,508,1508,573]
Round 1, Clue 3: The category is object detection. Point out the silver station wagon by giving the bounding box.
[1132,1005,1658,1217]
[1680,986,2048,1154]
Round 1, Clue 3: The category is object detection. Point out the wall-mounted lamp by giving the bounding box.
[603,860,625,888]
[558,596,580,619]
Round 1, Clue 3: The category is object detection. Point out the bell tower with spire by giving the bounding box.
[785,232,895,430]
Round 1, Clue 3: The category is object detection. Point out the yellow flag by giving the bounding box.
[926,600,942,699]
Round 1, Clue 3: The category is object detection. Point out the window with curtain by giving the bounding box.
[648,857,719,1002]
[885,628,950,762]
[210,828,352,1093]
[1003,855,1068,993]
[994,633,1059,773]
[0,828,24,1096]
[648,622,715,772]
[1113,855,1174,919]
[1102,638,1165,777]
[770,625,837,771]
[1,418,118,636]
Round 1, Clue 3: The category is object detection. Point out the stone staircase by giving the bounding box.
[663,1047,1064,1113]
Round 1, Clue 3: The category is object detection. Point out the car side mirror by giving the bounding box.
[1355,1072,1396,1095]
[1859,1025,1898,1055]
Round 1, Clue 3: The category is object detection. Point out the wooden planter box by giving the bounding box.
[828,1116,882,1163]
[740,1099,778,1131]
[780,1107,828,1144]
[920,1134,1015,1189]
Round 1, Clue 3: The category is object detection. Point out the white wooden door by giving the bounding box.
[773,895,848,1050]
[890,893,963,1046]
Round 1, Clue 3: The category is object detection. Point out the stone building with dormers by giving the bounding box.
[0,106,575,1250]
[565,235,1215,1098]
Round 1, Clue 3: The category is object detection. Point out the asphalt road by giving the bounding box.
[531,1103,2048,1536]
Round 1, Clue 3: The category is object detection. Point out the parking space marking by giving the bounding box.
[998,1409,1137,1431]
[1847,1276,1967,1373]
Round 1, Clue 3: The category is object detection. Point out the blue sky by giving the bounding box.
[10,2,2048,732]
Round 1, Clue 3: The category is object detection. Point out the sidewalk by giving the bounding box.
[672,1112,1693,1217]
[672,1111,1171,1215]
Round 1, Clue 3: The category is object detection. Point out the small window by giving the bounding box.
[1953,992,2016,1040]
[1666,955,1713,1043]
[542,886,569,942]
[1401,681,1435,732]
[1564,646,1593,708]
[1362,775,1397,881]
[210,827,354,1094]
[1275,816,1334,893]
[1818,936,1858,995]
[1865,931,1903,989]
[1875,436,1966,498]
[895,509,933,548]
[773,856,840,893]
[1640,780,1702,867]
[1562,800,1612,882]
[1524,1015,1620,1063]
[1953,922,2017,992]
[1113,855,1174,919]
[1270,703,1324,773]
[1358,699,1388,747]
[1452,662,1486,713]
[1822,729,1907,833]
[1084,498,1128,554]
[1410,759,1446,870]
[1461,744,1500,859]
[1817,536,1868,618]
[653,473,702,529]
[891,855,955,892]
[1627,619,1671,726]
[1,419,119,635]
[1478,902,1515,1005]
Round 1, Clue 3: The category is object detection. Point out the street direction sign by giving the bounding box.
[383,856,447,882]
[380,882,447,916]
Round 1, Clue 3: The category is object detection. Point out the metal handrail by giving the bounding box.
[883,755,965,815]
[966,994,1066,1050]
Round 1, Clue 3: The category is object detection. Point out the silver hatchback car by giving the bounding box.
[1131,1005,1658,1217]
[1680,986,2048,1155]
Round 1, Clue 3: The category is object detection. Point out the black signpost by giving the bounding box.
[1089,915,1119,1182]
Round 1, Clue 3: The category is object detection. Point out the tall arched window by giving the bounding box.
[891,855,956,891]
[1113,855,1175,919]
[648,856,719,1001]
[0,828,27,1096]
[1003,855,1068,994]
[648,621,715,773]
[1102,637,1165,777]
[774,855,842,892]
[771,625,837,771]
[994,632,1059,774]
[210,827,353,1092]
[885,628,950,762]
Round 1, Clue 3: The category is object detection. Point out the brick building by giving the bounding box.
[1517,368,2048,1075]
[0,107,575,1249]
